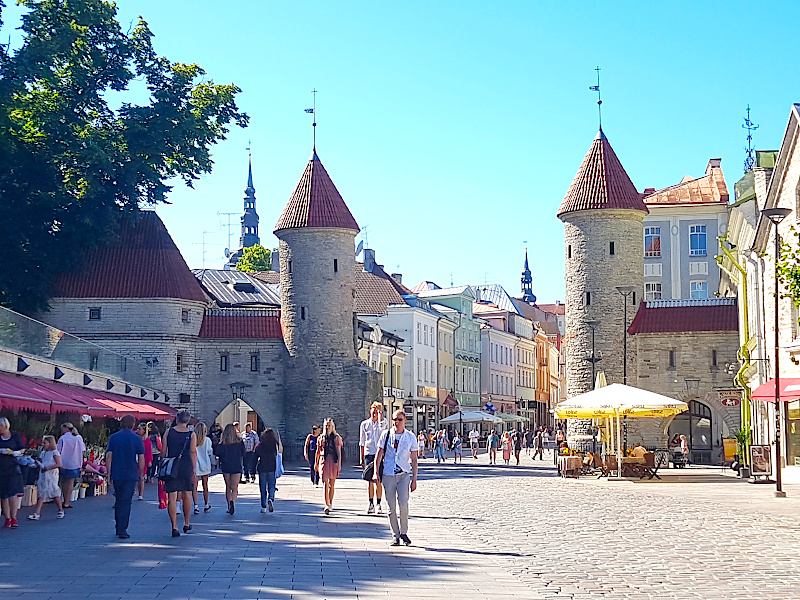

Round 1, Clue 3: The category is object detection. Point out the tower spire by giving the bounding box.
[743,104,759,173]
[304,89,317,150]
[589,66,602,131]
[521,243,536,303]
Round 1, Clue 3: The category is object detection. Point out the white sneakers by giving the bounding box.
[324,505,331,514]
[260,507,267,513]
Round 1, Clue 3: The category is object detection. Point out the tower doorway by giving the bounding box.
[668,400,712,464]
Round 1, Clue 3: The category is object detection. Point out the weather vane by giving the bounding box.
[589,66,602,129]
[743,104,758,173]
[304,89,317,149]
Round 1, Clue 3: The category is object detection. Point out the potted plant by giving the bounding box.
[732,426,751,479]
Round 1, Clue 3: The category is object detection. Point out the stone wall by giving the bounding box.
[562,209,645,448]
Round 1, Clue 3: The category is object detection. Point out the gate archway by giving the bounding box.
[668,400,712,464]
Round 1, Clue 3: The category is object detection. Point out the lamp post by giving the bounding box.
[616,286,637,385]
[585,320,601,389]
[762,206,792,498]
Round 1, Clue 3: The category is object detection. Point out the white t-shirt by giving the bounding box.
[469,430,480,445]
[359,417,388,456]
[378,429,417,475]
[57,433,86,470]
[196,438,213,476]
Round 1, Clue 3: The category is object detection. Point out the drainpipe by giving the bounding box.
[388,338,398,419]
[716,234,752,464]
[435,315,442,432]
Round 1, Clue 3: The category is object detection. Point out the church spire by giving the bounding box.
[521,247,536,303]
[239,151,260,249]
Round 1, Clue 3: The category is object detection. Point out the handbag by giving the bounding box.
[376,431,391,483]
[275,452,284,479]
[158,432,190,481]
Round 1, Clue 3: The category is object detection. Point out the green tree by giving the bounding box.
[236,244,271,272]
[0,0,248,311]
[777,227,800,310]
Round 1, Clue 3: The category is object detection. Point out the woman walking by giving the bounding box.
[148,423,162,483]
[215,424,245,515]
[0,418,24,528]
[27,435,64,521]
[452,433,463,464]
[435,431,446,464]
[56,422,85,509]
[193,422,213,513]
[513,430,522,465]
[502,432,512,465]
[162,411,197,537]
[136,422,152,500]
[256,429,280,513]
[417,431,426,459]
[303,426,320,486]
[314,418,343,514]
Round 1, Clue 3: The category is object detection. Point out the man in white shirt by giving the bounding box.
[242,423,259,484]
[373,410,418,546]
[359,402,388,514]
[469,427,480,459]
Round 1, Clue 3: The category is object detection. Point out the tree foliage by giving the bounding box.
[778,227,800,309]
[236,244,271,272]
[0,0,248,311]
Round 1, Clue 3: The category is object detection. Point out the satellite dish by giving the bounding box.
[224,248,230,258]
[355,240,364,256]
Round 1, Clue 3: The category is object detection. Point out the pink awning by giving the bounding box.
[752,378,800,403]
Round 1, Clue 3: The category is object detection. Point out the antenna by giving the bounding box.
[589,66,602,129]
[192,230,214,268]
[450,272,454,287]
[360,225,369,249]
[743,104,759,173]
[218,212,238,255]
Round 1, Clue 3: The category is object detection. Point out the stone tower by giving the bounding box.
[521,249,536,303]
[274,149,381,444]
[225,155,261,269]
[557,128,647,448]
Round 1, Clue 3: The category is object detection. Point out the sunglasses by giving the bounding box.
[393,417,405,422]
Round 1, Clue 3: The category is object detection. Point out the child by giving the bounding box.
[28,435,64,520]
[452,433,463,464]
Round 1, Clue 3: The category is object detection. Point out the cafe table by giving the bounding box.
[558,455,583,478]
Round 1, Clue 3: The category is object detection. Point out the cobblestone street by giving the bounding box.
[2,452,800,599]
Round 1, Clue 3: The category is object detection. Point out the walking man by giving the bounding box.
[242,423,258,483]
[469,426,480,459]
[533,430,544,460]
[487,430,500,465]
[359,401,387,514]
[373,410,418,546]
[106,414,145,539]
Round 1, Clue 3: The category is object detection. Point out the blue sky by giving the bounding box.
[5,2,800,303]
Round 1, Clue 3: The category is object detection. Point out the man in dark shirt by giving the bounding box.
[106,414,145,539]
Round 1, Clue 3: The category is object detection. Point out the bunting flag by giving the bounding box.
[304,108,314,113]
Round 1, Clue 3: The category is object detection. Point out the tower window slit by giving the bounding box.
[333,259,338,273]
[609,241,615,255]
[301,307,306,320]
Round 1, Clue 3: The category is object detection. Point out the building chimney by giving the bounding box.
[391,273,402,284]
[705,158,722,174]
[363,248,376,273]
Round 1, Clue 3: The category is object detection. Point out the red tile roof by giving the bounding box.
[644,160,729,206]
[537,303,565,316]
[54,212,207,302]
[198,310,283,339]
[356,264,411,315]
[557,129,648,217]
[628,299,738,334]
[274,150,359,233]
[252,271,280,284]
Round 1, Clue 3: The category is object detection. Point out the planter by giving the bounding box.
[739,466,751,479]
[71,489,79,502]
[78,486,86,499]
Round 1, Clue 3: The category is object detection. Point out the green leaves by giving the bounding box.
[236,245,271,273]
[0,0,247,311]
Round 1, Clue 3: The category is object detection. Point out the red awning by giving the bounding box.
[752,378,800,403]
[0,371,176,419]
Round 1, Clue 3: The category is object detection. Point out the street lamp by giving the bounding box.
[616,286,637,385]
[585,320,601,389]
[762,206,792,498]
[230,382,252,404]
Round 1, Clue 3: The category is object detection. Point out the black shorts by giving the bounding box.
[362,454,376,482]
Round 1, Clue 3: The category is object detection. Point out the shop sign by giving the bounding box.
[750,445,772,476]
[718,390,741,407]
[416,385,437,399]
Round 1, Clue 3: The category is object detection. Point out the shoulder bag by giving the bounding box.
[376,430,391,483]
[158,432,190,481]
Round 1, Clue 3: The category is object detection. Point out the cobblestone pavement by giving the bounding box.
[2,450,800,599]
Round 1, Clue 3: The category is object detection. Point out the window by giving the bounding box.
[644,227,661,257]
[333,259,338,273]
[220,354,229,372]
[417,323,422,343]
[645,282,662,301]
[689,225,707,256]
[424,359,428,382]
[417,358,422,382]
[668,350,676,369]
[423,325,428,345]
[89,351,99,371]
[690,281,708,299]
[176,354,183,372]
[568,245,572,259]
[181,309,190,322]
[711,349,718,369]
[301,307,306,320]
[288,260,292,273]
[89,307,101,320]
[585,291,591,306]
[644,263,662,277]
[250,352,260,372]
[609,241,615,256]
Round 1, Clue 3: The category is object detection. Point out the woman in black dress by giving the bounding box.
[161,411,197,537]
[0,417,24,528]
[215,424,244,515]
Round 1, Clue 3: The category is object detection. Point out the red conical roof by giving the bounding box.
[274,150,359,233]
[556,129,648,218]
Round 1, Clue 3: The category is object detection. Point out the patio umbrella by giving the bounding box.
[440,410,502,424]
[554,384,687,477]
